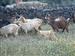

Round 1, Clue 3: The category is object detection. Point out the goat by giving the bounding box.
[0,24,19,37]
[17,18,43,34]
[38,30,57,40]
[46,16,70,32]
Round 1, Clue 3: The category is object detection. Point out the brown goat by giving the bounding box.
[46,16,70,32]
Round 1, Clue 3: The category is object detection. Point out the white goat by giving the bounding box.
[17,16,32,23]
[17,16,42,24]
[0,24,19,37]
[17,21,35,34]
[31,18,43,30]
[38,30,57,40]
[17,18,43,34]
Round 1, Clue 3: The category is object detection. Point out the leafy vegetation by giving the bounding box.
[0,0,75,7]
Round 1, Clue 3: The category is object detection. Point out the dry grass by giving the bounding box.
[0,24,75,56]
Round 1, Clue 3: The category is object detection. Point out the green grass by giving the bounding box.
[0,24,75,56]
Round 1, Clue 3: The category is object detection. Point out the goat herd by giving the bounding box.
[0,14,72,41]
[0,5,75,40]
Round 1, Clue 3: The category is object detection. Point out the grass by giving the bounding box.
[0,24,75,56]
